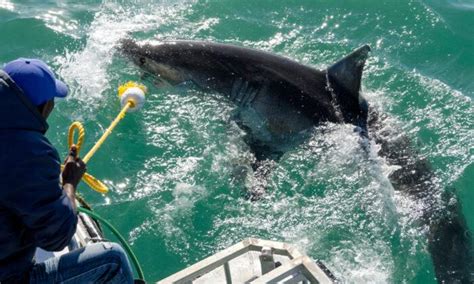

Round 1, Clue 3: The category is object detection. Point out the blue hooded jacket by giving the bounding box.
[0,70,77,280]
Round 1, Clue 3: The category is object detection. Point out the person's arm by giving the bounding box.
[62,184,77,212]
[61,145,86,213]
[4,144,85,251]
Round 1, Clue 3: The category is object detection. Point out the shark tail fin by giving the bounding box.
[327,45,371,99]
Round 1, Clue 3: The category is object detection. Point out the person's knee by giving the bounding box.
[101,242,129,265]
[100,242,134,282]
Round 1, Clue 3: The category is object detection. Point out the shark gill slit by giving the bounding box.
[230,77,243,101]
[240,82,256,107]
[245,85,259,107]
[237,81,250,105]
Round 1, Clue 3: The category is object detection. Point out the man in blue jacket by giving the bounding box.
[0,59,133,283]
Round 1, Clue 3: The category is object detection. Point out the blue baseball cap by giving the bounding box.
[3,58,68,106]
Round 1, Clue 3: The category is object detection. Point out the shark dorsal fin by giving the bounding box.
[327,45,370,98]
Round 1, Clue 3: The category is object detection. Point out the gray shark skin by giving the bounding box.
[119,39,472,282]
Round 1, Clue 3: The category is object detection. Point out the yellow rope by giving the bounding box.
[64,101,134,194]
[67,122,85,154]
[63,123,108,194]
[62,81,146,194]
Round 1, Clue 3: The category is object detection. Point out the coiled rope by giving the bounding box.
[64,81,148,281]
[61,82,146,283]
[62,81,146,194]
[64,122,109,193]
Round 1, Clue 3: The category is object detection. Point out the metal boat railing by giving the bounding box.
[158,238,335,284]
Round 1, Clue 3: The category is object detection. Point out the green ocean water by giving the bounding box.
[1,0,473,282]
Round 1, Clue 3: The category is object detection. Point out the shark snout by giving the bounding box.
[118,39,187,86]
[118,38,151,70]
[118,38,140,55]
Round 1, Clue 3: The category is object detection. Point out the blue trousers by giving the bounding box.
[29,242,134,284]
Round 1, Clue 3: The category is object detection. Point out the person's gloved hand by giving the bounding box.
[62,145,86,189]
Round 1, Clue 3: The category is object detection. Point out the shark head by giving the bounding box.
[119,38,187,86]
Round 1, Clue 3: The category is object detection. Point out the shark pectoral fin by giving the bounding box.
[327,45,371,99]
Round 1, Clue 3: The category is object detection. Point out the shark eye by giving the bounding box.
[139,57,146,65]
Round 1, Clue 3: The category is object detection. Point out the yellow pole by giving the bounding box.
[82,100,134,164]
[64,81,146,194]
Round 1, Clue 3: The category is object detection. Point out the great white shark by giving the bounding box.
[120,39,370,158]
[119,39,472,282]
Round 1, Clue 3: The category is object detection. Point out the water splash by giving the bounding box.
[0,0,14,11]
[55,1,196,112]
[35,0,473,281]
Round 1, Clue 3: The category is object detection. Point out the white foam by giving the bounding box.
[55,1,196,111]
[0,0,14,11]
